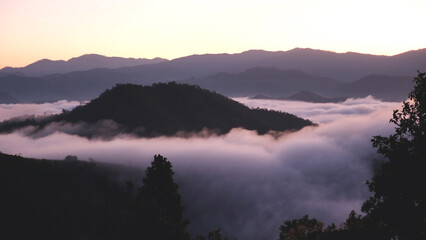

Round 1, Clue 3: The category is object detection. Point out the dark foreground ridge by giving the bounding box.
[0,152,137,240]
[0,152,235,240]
[0,82,314,138]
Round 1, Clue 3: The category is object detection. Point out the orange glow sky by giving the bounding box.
[1,0,425,69]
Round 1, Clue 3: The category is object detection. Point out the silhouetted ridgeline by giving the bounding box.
[0,54,167,77]
[182,67,342,97]
[0,152,139,240]
[250,91,348,103]
[0,83,314,138]
[0,48,424,103]
[0,91,17,104]
[336,74,413,101]
[0,152,236,240]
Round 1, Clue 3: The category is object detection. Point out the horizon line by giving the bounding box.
[2,47,425,70]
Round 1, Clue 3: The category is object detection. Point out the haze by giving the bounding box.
[0,97,400,239]
[1,0,426,68]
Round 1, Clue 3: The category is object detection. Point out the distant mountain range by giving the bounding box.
[0,54,167,77]
[182,67,342,97]
[188,68,413,101]
[0,48,424,103]
[336,74,414,101]
[113,48,425,82]
[0,83,314,137]
[0,91,17,104]
[251,91,348,103]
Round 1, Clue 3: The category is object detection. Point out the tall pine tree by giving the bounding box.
[136,154,190,240]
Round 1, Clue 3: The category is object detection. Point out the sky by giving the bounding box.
[1,0,426,69]
[0,97,401,239]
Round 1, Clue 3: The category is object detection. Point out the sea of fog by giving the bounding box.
[0,97,401,240]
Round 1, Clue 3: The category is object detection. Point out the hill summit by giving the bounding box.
[0,83,314,137]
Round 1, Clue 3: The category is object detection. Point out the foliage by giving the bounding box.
[0,82,314,138]
[278,212,390,240]
[136,154,190,240]
[279,215,323,240]
[0,152,137,240]
[64,155,78,161]
[0,152,193,240]
[362,72,426,239]
[343,210,364,231]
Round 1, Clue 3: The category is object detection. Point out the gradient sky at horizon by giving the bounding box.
[1,0,425,68]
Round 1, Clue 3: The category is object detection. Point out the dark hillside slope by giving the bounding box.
[0,152,138,240]
[56,83,314,136]
[0,83,314,137]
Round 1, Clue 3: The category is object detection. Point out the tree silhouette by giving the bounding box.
[136,154,190,240]
[195,229,236,240]
[362,72,426,239]
[279,215,323,240]
[343,210,364,231]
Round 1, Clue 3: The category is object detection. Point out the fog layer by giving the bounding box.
[0,97,400,240]
[0,100,80,121]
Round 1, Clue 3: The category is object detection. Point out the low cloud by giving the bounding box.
[0,97,401,240]
[236,96,399,124]
[0,100,81,121]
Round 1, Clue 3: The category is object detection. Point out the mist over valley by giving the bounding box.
[0,92,400,239]
[2,0,426,238]
[0,47,424,240]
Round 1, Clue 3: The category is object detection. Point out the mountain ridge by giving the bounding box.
[182,66,343,97]
[0,83,314,137]
[251,91,348,103]
[337,74,413,101]
[3,47,425,80]
[0,54,167,77]
[0,47,424,103]
[0,91,18,104]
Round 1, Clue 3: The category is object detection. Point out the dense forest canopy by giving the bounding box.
[0,152,237,240]
[0,82,314,138]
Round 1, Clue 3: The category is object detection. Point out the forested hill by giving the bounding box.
[0,152,140,240]
[0,83,314,137]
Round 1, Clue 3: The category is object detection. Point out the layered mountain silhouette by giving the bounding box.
[115,48,426,82]
[337,74,414,101]
[182,67,342,97]
[0,83,314,137]
[0,48,424,103]
[0,91,17,104]
[251,91,348,103]
[0,71,122,102]
[0,54,167,77]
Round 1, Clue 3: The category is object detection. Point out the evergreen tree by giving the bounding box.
[137,154,190,240]
[279,215,323,240]
[362,72,426,239]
